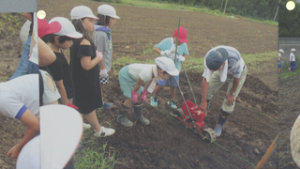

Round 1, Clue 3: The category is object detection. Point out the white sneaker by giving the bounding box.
[94,126,115,137]
[83,123,91,130]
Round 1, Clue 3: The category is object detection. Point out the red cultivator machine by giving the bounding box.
[170,100,216,143]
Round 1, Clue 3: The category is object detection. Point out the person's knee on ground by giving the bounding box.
[117,100,133,127]
[133,101,149,125]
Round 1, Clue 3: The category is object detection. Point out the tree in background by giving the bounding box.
[142,0,278,21]
[279,0,300,37]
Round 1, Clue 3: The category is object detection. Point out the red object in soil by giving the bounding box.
[177,100,206,139]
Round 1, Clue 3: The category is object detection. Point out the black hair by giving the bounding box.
[72,18,93,42]
[157,66,169,75]
[45,34,73,44]
[96,14,111,26]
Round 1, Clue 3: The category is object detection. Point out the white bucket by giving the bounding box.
[19,20,31,45]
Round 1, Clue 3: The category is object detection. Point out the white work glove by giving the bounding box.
[177,55,185,62]
[170,44,176,54]
[96,50,103,61]
[99,68,108,78]
[160,50,171,57]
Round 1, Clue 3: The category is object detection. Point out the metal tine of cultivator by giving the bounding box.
[172,76,197,129]
[180,62,198,106]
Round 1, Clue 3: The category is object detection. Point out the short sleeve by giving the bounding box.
[0,91,27,119]
[183,43,189,56]
[138,68,153,83]
[78,45,93,58]
[94,32,107,52]
[47,59,63,81]
[154,38,170,51]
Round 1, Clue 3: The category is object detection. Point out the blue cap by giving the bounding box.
[205,48,228,70]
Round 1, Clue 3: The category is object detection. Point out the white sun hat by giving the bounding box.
[279,49,284,53]
[291,48,296,52]
[16,105,83,169]
[70,5,98,20]
[97,4,120,19]
[49,17,82,39]
[155,57,179,76]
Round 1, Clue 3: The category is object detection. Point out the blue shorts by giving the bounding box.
[290,61,297,72]
[278,60,282,69]
[157,76,179,87]
[118,65,144,98]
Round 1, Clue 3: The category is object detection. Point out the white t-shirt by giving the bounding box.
[278,53,282,61]
[202,46,245,82]
[128,64,157,82]
[0,74,39,119]
[290,53,296,61]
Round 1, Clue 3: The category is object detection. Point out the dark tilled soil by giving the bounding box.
[278,75,300,169]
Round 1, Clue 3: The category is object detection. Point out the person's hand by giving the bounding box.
[140,90,148,102]
[199,102,207,115]
[7,144,22,159]
[96,50,103,61]
[67,102,78,110]
[226,93,235,106]
[132,90,138,103]
[99,69,108,78]
[160,50,171,57]
[177,55,185,62]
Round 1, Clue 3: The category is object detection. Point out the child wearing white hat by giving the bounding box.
[44,17,82,110]
[70,5,115,137]
[117,57,179,127]
[278,49,285,73]
[93,4,120,110]
[289,48,297,72]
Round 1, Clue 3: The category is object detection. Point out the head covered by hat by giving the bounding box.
[205,48,228,71]
[38,19,62,38]
[16,105,83,169]
[70,5,98,20]
[155,57,179,76]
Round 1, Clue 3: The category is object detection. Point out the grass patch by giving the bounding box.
[278,60,300,79]
[143,42,154,54]
[112,51,277,74]
[74,130,118,169]
[0,13,23,38]
[99,0,278,26]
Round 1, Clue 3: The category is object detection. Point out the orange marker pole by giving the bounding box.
[255,135,278,169]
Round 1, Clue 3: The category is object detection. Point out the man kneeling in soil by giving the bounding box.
[199,46,247,137]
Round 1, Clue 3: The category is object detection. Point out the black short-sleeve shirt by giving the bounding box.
[47,51,74,99]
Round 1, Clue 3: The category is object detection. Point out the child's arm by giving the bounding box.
[55,80,69,105]
[153,47,162,55]
[133,77,144,92]
[23,13,32,21]
[80,39,101,71]
[7,109,39,158]
[30,33,56,67]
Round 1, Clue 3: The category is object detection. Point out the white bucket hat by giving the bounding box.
[279,49,284,53]
[49,17,82,39]
[70,5,98,20]
[155,57,179,76]
[291,48,296,52]
[97,4,120,19]
[16,105,83,169]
